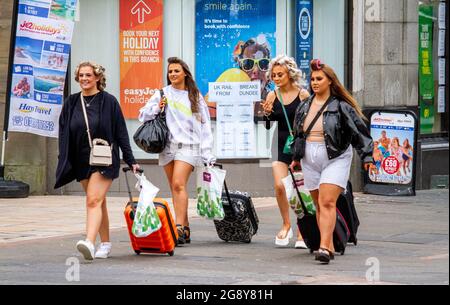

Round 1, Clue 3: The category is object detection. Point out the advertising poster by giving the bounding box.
[295,0,313,87]
[8,0,77,138]
[195,0,276,158]
[418,4,435,134]
[120,0,163,119]
[369,112,416,185]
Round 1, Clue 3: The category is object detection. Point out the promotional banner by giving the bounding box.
[120,0,163,119]
[295,0,313,87]
[195,0,276,158]
[8,0,77,138]
[195,0,276,105]
[369,112,416,185]
[418,4,435,134]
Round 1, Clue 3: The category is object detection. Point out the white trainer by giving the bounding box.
[95,242,112,259]
[76,239,95,261]
[275,228,293,246]
[294,240,308,249]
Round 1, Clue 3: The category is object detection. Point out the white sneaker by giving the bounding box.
[294,240,308,249]
[275,228,293,246]
[76,239,95,261]
[95,242,112,259]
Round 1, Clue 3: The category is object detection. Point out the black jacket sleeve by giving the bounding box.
[113,98,136,167]
[340,102,374,164]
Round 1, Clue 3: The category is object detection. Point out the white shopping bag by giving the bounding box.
[196,165,226,220]
[282,171,316,218]
[132,173,162,237]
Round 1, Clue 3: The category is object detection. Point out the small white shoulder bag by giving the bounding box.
[80,94,113,166]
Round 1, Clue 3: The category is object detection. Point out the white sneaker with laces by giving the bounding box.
[95,242,112,259]
[76,239,95,261]
[294,240,308,249]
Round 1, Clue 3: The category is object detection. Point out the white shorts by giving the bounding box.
[301,141,353,191]
[159,142,202,167]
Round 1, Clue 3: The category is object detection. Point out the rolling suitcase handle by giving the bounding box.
[122,167,144,203]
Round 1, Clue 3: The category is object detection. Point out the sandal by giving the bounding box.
[176,224,185,245]
[315,248,335,264]
[184,226,191,244]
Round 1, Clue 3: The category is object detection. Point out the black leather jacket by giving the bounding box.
[293,95,374,164]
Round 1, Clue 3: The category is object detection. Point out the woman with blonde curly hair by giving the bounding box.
[261,55,310,248]
[55,61,140,261]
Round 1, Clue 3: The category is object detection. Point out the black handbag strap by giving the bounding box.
[303,96,332,137]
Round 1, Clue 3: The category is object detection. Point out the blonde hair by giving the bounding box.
[267,54,306,89]
[74,61,106,91]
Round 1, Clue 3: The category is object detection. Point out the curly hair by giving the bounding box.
[74,61,106,91]
[266,54,306,89]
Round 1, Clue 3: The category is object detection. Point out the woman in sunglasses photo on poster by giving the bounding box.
[234,36,273,101]
[261,55,310,249]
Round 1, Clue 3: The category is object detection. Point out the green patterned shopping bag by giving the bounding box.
[282,171,316,218]
[196,166,226,220]
[132,173,162,237]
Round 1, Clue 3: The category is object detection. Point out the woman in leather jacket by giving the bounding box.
[290,59,373,264]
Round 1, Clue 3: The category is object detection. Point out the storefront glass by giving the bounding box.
[69,0,349,160]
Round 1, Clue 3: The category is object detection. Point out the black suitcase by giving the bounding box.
[290,170,350,255]
[336,181,359,245]
[213,168,259,243]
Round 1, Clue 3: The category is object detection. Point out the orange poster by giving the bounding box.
[120,0,163,119]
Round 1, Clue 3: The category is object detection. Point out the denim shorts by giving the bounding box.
[301,141,353,191]
[159,142,201,167]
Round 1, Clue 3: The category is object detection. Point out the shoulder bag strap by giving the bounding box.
[303,96,332,137]
[276,89,294,135]
[80,94,93,149]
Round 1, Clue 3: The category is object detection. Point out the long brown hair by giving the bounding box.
[167,57,200,113]
[310,59,365,118]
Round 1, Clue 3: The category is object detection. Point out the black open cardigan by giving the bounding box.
[55,91,136,189]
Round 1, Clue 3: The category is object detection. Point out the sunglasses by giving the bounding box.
[239,58,270,72]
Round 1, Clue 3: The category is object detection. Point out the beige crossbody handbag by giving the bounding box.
[80,94,113,166]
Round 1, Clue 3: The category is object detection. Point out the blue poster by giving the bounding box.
[195,0,276,108]
[8,0,76,138]
[295,0,313,88]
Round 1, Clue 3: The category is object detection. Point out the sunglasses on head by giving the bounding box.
[239,58,270,72]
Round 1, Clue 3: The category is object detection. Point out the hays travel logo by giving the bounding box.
[19,103,52,115]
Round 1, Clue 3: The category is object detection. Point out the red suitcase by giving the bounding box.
[123,167,178,256]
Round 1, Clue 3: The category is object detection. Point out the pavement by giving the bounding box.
[0,189,448,285]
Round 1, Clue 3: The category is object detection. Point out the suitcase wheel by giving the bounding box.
[354,238,358,246]
[244,239,251,244]
[309,249,314,254]
[340,249,345,255]
[168,251,174,257]
[134,250,141,255]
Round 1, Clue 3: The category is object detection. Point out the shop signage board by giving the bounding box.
[295,0,313,87]
[119,0,163,119]
[7,0,77,138]
[195,0,276,158]
[364,110,418,196]
[418,4,435,134]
